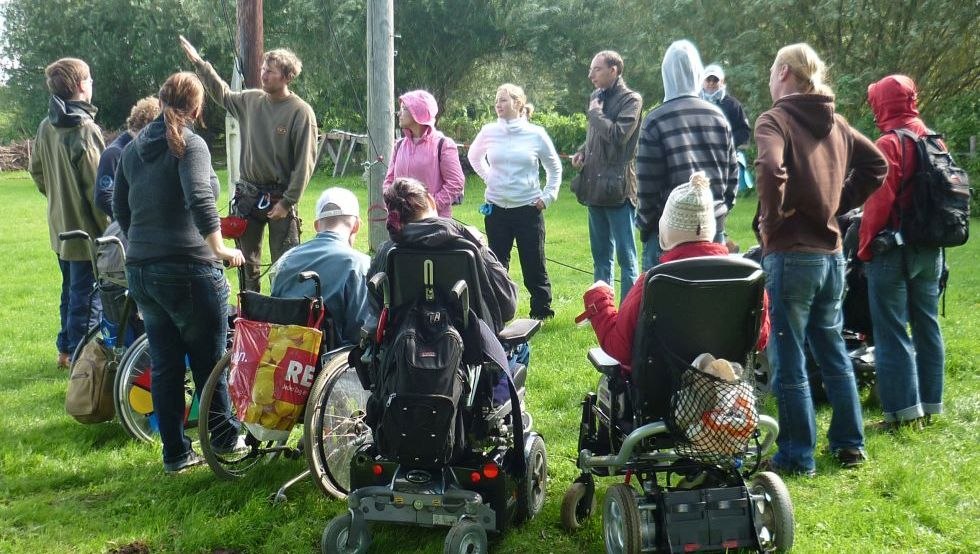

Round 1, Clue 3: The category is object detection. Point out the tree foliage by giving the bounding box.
[1,0,977,153]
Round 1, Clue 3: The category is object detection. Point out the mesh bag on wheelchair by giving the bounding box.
[667,359,758,465]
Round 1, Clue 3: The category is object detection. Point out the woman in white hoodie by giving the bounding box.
[468,83,562,319]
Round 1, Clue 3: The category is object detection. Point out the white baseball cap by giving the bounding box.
[314,187,360,221]
[704,64,725,81]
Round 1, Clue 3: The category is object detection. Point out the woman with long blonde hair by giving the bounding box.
[114,72,245,473]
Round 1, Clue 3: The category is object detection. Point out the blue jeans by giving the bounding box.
[763,252,864,472]
[866,247,944,422]
[57,257,101,355]
[126,261,239,467]
[641,234,662,272]
[588,203,639,303]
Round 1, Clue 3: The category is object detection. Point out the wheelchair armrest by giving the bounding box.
[588,347,622,377]
[498,318,541,350]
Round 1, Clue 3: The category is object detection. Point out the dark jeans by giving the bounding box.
[239,203,301,293]
[57,257,101,355]
[126,261,239,467]
[484,204,552,315]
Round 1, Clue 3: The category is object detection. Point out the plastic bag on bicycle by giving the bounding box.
[227,318,323,441]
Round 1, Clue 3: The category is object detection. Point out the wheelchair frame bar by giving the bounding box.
[578,415,778,474]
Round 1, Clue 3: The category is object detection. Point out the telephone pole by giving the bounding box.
[366,0,395,251]
[237,0,263,88]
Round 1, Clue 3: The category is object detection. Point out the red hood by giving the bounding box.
[867,75,920,133]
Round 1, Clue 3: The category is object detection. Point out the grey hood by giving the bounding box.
[48,96,97,128]
[662,40,704,102]
[133,116,174,162]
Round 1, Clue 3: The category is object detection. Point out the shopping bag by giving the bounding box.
[227,318,323,441]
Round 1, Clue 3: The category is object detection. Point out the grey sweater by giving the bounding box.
[113,117,221,265]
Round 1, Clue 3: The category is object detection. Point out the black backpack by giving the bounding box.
[892,129,971,248]
[368,297,466,466]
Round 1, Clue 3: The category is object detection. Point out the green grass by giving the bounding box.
[0,169,978,553]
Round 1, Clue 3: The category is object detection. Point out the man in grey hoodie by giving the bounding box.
[29,58,107,367]
[635,40,737,271]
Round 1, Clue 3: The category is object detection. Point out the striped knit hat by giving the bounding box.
[659,171,716,251]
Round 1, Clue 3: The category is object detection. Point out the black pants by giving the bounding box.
[484,204,552,315]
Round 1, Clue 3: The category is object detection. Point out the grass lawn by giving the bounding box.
[0,168,978,553]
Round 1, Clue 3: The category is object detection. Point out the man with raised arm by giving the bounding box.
[180,36,318,293]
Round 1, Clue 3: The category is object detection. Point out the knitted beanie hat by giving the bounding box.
[659,171,717,251]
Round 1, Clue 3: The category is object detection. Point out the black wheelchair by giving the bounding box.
[322,248,546,554]
[562,256,794,553]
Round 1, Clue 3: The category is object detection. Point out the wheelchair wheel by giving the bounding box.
[560,476,596,531]
[321,512,371,554]
[199,352,288,480]
[114,334,194,443]
[70,324,102,367]
[514,434,548,525]
[305,348,371,499]
[444,518,487,554]
[750,471,795,552]
[603,483,642,554]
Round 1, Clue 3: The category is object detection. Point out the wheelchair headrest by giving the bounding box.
[386,248,484,318]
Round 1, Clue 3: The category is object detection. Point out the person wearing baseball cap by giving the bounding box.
[269,187,371,346]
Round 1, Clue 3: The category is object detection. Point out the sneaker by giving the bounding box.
[759,458,816,478]
[57,352,70,369]
[211,435,249,456]
[163,451,206,474]
[832,447,867,469]
[872,418,923,433]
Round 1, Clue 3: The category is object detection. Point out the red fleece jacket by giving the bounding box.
[580,242,770,372]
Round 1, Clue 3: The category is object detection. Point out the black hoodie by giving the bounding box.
[369,218,518,333]
[113,116,221,265]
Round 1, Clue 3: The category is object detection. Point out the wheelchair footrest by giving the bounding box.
[660,486,756,552]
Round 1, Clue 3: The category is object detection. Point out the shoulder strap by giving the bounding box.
[889,128,918,229]
[391,137,404,166]
[437,137,445,165]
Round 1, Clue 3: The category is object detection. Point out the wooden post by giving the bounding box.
[366,0,395,252]
[237,0,263,89]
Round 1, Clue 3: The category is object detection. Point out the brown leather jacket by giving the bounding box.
[571,78,643,207]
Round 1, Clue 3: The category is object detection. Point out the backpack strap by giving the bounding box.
[391,137,405,167]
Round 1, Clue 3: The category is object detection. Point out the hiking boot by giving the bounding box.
[57,352,71,369]
[833,447,867,469]
[164,451,206,474]
[759,458,816,478]
[211,435,249,456]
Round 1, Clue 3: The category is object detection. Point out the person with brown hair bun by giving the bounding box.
[113,72,245,474]
[369,177,516,334]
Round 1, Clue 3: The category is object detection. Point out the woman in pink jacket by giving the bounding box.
[383,90,464,217]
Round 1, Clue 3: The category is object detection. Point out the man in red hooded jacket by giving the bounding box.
[859,75,945,430]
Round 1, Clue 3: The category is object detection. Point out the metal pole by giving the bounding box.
[366,0,395,252]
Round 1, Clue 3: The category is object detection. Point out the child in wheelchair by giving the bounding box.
[321,178,546,553]
[566,172,792,553]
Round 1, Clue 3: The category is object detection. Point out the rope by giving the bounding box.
[450,216,620,286]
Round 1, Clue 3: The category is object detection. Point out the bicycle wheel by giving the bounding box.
[305,347,371,499]
[199,353,288,479]
[113,334,196,443]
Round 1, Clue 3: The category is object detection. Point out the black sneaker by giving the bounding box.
[833,447,867,469]
[529,308,555,320]
[164,451,206,474]
[759,458,816,478]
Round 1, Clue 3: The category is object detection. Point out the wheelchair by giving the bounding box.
[562,256,794,553]
[59,228,196,443]
[197,268,371,503]
[321,248,546,554]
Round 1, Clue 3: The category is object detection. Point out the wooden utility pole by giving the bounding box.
[366,0,395,251]
[237,0,264,88]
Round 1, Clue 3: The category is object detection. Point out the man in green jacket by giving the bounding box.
[29,57,108,368]
[180,36,319,293]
